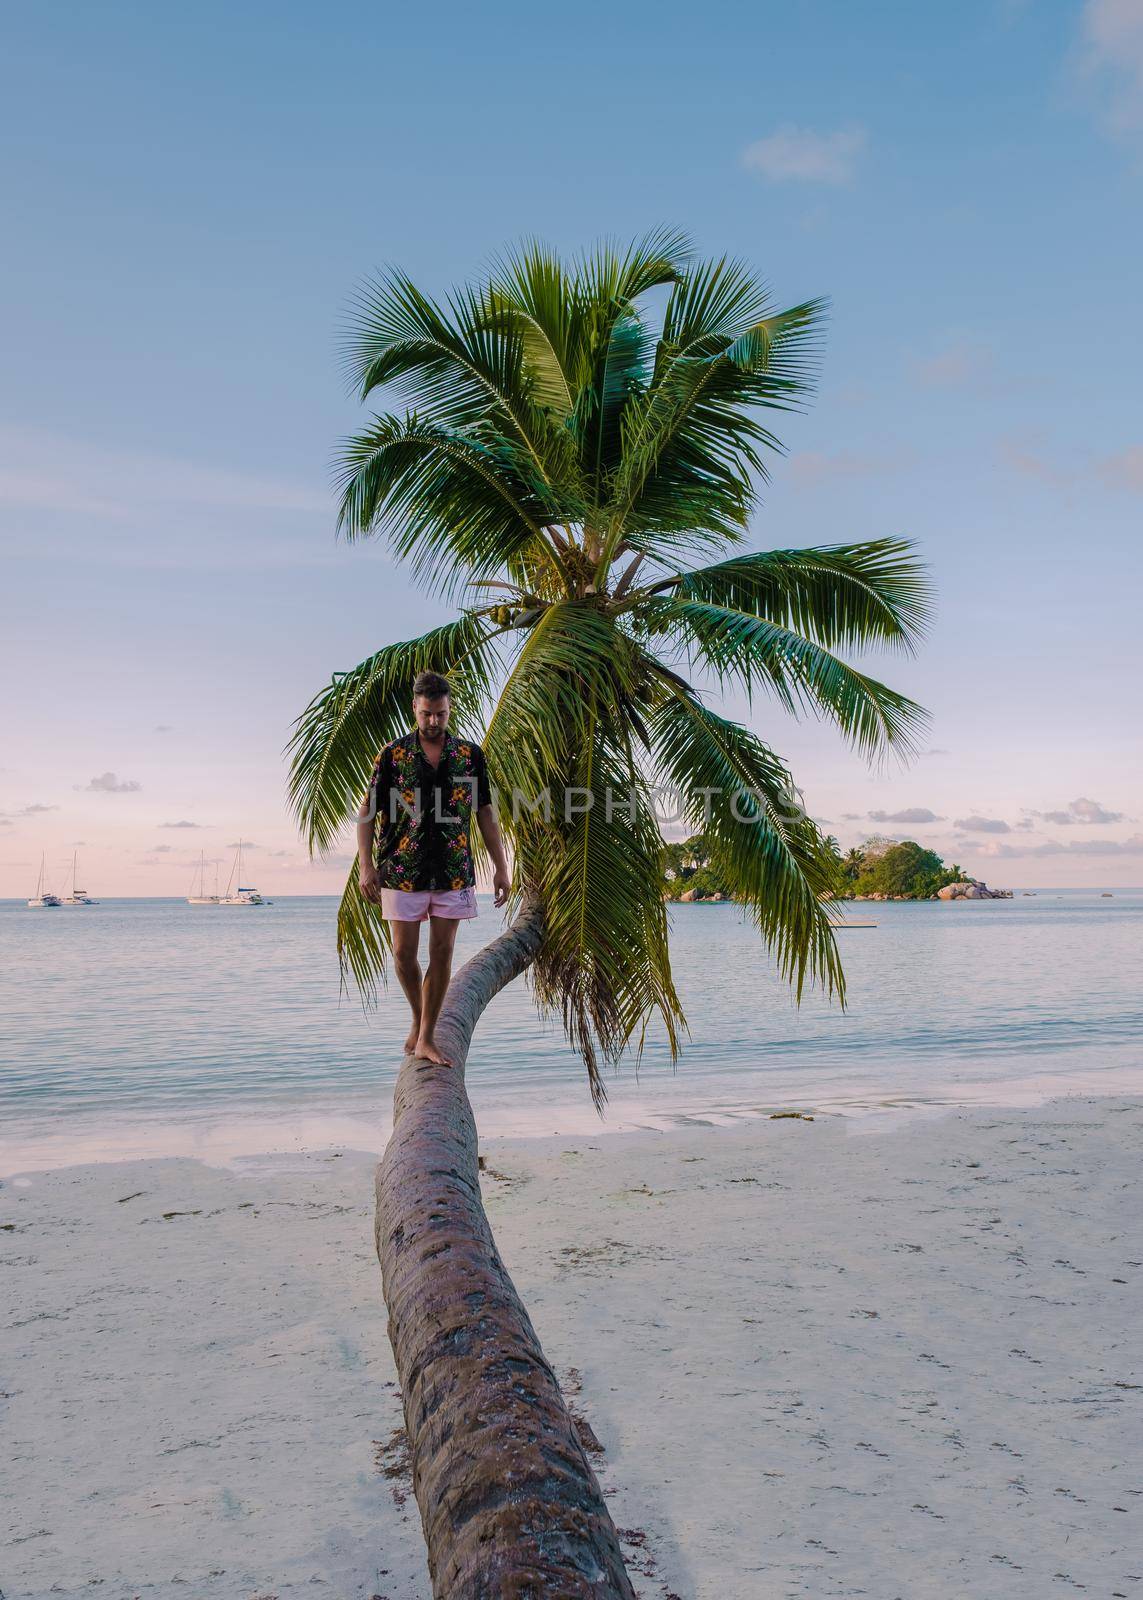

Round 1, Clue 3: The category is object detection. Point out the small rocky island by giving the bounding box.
[931,878,1013,900]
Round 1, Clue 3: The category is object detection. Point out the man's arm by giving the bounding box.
[357,753,387,904]
[476,803,511,907]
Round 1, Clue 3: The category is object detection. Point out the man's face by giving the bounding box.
[413,694,450,740]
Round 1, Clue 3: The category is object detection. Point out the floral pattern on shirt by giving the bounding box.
[366,730,491,891]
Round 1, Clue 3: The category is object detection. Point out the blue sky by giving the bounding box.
[2,0,1141,893]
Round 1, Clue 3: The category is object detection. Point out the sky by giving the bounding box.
[2,0,1141,895]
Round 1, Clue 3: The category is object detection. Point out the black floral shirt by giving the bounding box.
[365,730,492,891]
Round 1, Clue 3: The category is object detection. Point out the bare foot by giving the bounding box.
[414,1034,451,1066]
[404,1025,420,1055]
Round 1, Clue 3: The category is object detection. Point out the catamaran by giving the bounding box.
[61,851,98,905]
[187,851,221,905]
[27,854,62,908]
[218,839,271,906]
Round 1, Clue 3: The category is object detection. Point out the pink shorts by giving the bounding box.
[380,886,478,922]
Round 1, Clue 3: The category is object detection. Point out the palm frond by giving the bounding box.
[334,412,571,597]
[340,269,569,496]
[483,602,683,1100]
[487,240,578,417]
[610,292,827,551]
[336,860,392,1003]
[644,539,931,652]
[287,615,498,855]
[641,595,929,760]
[649,682,844,1002]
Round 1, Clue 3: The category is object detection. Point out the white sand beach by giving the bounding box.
[3,1096,1140,1599]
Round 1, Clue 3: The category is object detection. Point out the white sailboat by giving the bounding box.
[27,854,62,908]
[61,851,98,905]
[187,851,220,905]
[218,839,271,906]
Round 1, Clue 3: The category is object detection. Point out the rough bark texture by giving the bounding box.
[375,900,636,1600]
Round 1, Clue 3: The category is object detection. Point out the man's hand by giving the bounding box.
[492,866,510,907]
[358,862,383,904]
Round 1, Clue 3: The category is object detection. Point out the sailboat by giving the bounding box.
[218,839,271,906]
[27,854,62,908]
[187,851,221,905]
[61,851,98,905]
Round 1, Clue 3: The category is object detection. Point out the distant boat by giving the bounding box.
[218,839,271,906]
[61,851,98,906]
[27,854,62,908]
[187,851,221,905]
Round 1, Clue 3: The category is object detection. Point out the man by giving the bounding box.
[357,670,510,1066]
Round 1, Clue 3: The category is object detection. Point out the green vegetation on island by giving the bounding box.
[664,832,967,903]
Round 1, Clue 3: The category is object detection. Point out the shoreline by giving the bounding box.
[3,1096,1140,1598]
[4,1063,1143,1178]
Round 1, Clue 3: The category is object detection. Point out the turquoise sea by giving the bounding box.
[2,890,1141,1170]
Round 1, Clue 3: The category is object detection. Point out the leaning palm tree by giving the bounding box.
[290,229,930,1597]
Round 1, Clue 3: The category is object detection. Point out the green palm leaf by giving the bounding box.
[649,682,844,1002]
[287,615,498,855]
[646,539,931,652]
[642,595,929,760]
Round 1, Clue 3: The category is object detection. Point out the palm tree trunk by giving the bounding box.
[375,898,637,1598]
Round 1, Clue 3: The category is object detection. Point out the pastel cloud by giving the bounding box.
[742,124,867,184]
[1096,445,1143,492]
[1081,0,1143,138]
[0,802,58,817]
[1034,796,1126,825]
[160,820,203,829]
[913,340,993,390]
[966,833,1143,858]
[0,427,329,522]
[84,772,142,794]
[954,814,1011,834]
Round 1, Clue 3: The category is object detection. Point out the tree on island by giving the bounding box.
[289,231,931,1595]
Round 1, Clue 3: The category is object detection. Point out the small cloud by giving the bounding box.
[954,814,1011,834]
[966,832,1143,858]
[787,448,912,487]
[913,339,993,390]
[741,124,867,184]
[868,807,943,824]
[83,772,142,793]
[921,748,951,758]
[225,840,261,850]
[160,820,203,829]
[150,844,174,853]
[1080,0,1143,141]
[998,436,1069,489]
[153,724,174,733]
[1095,445,1143,493]
[0,802,59,818]
[1035,796,1126,826]
[789,451,876,486]
[841,812,863,821]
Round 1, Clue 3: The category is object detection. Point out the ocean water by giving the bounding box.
[2,890,1141,1170]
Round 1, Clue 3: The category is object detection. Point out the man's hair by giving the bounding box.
[412,669,451,700]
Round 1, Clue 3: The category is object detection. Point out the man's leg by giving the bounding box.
[415,914,462,1065]
[389,918,424,1054]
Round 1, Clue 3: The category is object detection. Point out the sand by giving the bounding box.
[2,1097,1140,1599]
